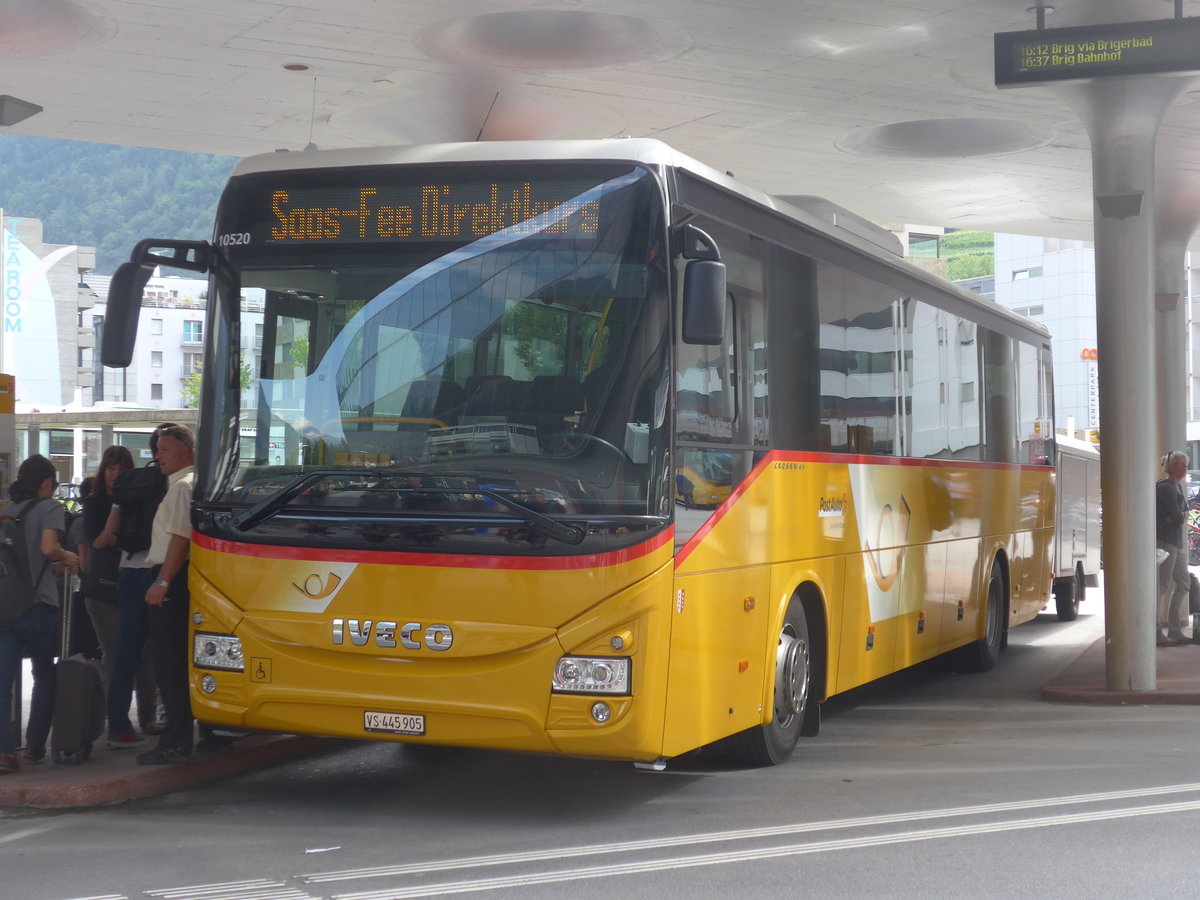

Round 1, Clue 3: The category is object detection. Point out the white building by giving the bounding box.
[0,211,97,410]
[2,226,264,483]
[992,234,1099,442]
[84,275,263,411]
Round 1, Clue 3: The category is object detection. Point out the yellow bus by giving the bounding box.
[103,140,1055,767]
[676,448,733,509]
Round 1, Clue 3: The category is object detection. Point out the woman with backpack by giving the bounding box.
[94,431,169,748]
[0,454,81,774]
[82,445,161,738]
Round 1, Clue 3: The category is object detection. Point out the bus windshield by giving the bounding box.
[198,162,671,522]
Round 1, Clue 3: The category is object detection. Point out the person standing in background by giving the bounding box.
[82,445,160,735]
[0,455,80,773]
[137,424,198,765]
[98,432,169,748]
[1156,450,1192,646]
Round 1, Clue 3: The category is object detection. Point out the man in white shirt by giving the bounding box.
[137,425,196,765]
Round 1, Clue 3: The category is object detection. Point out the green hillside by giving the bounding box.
[0,134,237,274]
[940,230,994,281]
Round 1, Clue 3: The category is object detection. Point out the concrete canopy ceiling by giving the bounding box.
[4,0,1200,243]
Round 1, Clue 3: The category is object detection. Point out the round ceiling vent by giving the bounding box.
[838,118,1052,159]
[417,10,691,70]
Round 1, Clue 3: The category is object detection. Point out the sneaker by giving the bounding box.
[0,753,18,774]
[107,731,148,749]
[1157,632,1173,647]
[1168,633,1190,645]
[21,747,45,764]
[136,746,191,766]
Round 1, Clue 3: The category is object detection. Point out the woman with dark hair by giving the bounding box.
[95,428,177,746]
[84,446,133,546]
[82,445,159,733]
[0,454,81,774]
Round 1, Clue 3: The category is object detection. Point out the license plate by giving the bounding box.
[364,711,425,736]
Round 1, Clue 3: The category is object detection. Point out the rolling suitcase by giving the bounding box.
[51,573,104,764]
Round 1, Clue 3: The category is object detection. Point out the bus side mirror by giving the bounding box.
[682,259,726,345]
[101,261,153,368]
[101,239,215,368]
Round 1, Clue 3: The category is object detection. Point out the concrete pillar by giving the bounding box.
[1155,234,1190,462]
[1055,75,1192,691]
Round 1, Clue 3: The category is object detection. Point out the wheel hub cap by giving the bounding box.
[775,628,809,725]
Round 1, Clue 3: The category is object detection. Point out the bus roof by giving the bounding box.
[230,138,1050,345]
[233,137,748,180]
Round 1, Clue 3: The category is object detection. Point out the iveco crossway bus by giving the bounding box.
[102,139,1055,766]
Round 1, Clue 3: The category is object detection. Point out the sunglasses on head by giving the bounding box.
[154,424,193,449]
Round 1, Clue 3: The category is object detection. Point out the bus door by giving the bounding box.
[254,290,320,466]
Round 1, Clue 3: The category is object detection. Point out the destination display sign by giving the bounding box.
[994,17,1200,87]
[219,175,610,250]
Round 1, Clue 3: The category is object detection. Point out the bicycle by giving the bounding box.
[1188,503,1200,566]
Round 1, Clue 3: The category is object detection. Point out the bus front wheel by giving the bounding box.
[958,561,1006,672]
[729,599,810,766]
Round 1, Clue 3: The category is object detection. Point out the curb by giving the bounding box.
[1041,635,1200,706]
[0,735,346,809]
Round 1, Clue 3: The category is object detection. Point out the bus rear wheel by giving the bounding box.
[729,599,810,766]
[1054,566,1083,622]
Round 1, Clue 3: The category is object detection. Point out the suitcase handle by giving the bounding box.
[60,571,77,659]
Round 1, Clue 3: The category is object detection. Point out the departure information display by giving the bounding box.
[217,172,616,250]
[268,182,599,242]
[995,17,1200,87]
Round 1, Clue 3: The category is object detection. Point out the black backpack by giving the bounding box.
[0,498,50,623]
[112,463,167,555]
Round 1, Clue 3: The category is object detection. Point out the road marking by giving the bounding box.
[0,825,54,846]
[304,780,1200,883]
[143,878,319,900]
[327,797,1200,899]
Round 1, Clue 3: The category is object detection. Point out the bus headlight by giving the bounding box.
[194,632,244,672]
[552,656,630,694]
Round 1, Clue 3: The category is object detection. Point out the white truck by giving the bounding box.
[1051,434,1102,621]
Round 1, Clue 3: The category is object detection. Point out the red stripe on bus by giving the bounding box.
[673,456,774,568]
[192,528,673,571]
[673,448,1050,567]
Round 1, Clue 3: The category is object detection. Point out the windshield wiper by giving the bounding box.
[232,468,355,532]
[231,468,586,545]
[460,487,585,545]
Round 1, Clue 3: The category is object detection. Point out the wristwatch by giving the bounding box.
[153,577,170,588]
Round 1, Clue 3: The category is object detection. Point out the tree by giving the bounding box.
[180,358,254,408]
[507,303,568,376]
[289,333,309,371]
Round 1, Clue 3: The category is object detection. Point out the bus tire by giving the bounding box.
[729,598,810,766]
[1054,566,1083,622]
[959,561,1005,673]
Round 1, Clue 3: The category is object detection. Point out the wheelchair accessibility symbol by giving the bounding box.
[251,658,272,683]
